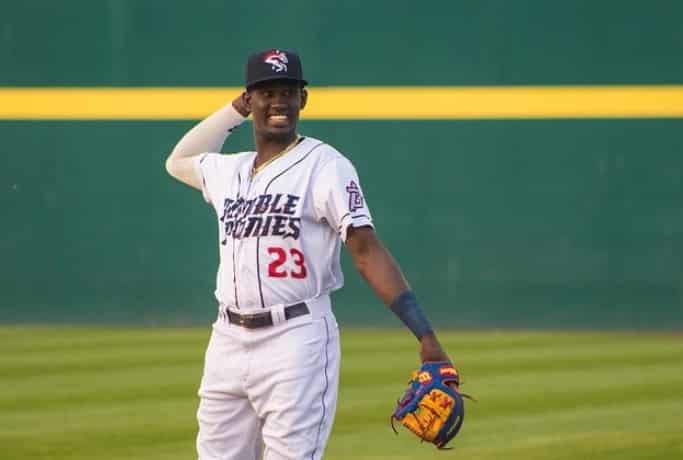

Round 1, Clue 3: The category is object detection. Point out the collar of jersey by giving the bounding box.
[247,136,309,181]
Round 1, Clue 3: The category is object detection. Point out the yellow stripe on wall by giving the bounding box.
[1,86,683,120]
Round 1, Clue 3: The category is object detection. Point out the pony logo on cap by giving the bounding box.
[264,50,288,73]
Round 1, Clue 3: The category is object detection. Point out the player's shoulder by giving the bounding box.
[301,136,353,169]
[299,137,363,187]
[199,150,255,170]
[201,150,255,163]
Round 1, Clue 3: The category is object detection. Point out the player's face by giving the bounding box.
[246,80,307,141]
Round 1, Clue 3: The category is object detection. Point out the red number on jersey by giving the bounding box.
[267,247,307,279]
[267,247,287,278]
[290,248,307,279]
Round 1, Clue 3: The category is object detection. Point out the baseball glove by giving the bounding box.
[391,361,469,449]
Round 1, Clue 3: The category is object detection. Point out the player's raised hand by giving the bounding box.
[232,92,251,117]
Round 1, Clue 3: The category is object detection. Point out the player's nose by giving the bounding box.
[270,93,288,107]
[274,88,296,104]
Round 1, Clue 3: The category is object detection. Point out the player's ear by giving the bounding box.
[300,87,308,110]
[243,90,253,112]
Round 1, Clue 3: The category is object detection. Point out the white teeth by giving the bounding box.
[270,115,288,120]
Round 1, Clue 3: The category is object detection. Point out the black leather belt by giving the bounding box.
[226,302,309,329]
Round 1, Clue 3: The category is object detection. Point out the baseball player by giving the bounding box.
[165,49,459,460]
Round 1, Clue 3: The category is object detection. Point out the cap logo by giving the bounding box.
[264,50,288,73]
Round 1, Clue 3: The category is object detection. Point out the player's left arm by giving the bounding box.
[345,225,451,365]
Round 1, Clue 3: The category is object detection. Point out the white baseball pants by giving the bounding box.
[196,297,340,460]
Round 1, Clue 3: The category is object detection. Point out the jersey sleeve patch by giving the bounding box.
[345,180,365,212]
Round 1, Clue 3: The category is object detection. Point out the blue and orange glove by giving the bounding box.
[391,362,470,449]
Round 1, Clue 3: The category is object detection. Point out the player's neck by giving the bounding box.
[254,132,299,166]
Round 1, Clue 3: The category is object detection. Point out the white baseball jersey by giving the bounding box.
[194,136,373,312]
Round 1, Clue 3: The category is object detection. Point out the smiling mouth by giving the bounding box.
[268,114,289,121]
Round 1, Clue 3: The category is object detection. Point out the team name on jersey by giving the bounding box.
[220,193,301,244]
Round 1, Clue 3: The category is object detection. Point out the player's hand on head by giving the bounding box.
[232,92,251,118]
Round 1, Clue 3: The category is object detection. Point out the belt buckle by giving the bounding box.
[226,305,303,329]
[230,310,271,329]
[245,311,266,328]
[235,314,248,327]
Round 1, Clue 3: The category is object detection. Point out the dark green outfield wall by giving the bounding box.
[1,1,682,328]
[2,120,682,328]
[3,0,682,86]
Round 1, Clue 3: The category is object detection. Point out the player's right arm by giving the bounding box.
[165,94,250,190]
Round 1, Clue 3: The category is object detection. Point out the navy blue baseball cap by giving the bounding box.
[245,49,308,89]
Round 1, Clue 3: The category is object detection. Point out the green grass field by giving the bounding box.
[1,326,681,460]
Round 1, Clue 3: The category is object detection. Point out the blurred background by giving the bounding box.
[2,0,682,330]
